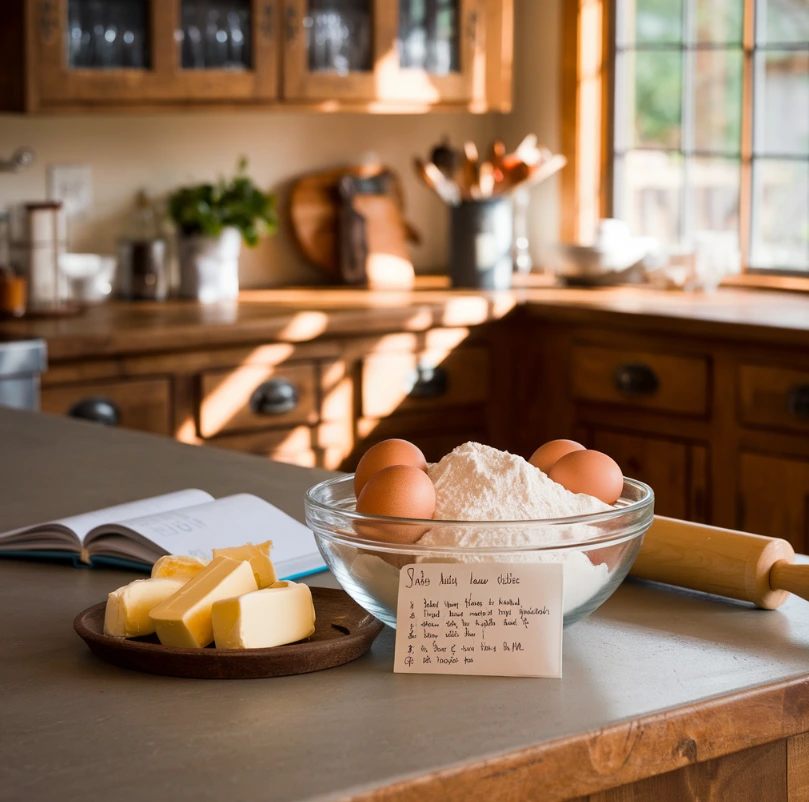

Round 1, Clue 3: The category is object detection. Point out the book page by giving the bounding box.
[0,489,214,547]
[85,494,326,578]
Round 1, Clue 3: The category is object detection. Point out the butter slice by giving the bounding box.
[212,541,277,588]
[149,556,258,648]
[104,578,186,638]
[151,554,208,581]
[212,581,316,650]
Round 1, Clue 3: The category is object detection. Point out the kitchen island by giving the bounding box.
[2,407,809,802]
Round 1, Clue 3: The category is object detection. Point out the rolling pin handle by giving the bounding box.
[769,561,809,604]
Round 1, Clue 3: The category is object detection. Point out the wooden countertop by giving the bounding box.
[2,276,808,360]
[3,407,809,802]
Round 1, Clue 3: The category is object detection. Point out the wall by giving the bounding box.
[0,113,496,287]
[0,0,560,288]
[497,0,561,263]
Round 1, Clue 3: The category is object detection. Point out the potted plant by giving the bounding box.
[168,158,277,303]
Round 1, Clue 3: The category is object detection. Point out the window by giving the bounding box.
[611,0,809,275]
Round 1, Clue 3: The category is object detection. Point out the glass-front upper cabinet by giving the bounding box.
[34,0,279,106]
[282,0,484,104]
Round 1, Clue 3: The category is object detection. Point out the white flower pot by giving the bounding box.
[178,227,241,303]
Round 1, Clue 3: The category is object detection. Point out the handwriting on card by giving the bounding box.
[393,563,563,678]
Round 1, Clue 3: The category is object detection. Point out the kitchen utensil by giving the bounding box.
[488,139,506,172]
[60,253,116,304]
[430,137,462,179]
[306,474,655,629]
[461,141,480,198]
[631,516,809,610]
[290,165,417,276]
[478,161,495,198]
[74,587,384,679]
[413,158,461,206]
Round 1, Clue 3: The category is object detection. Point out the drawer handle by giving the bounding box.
[405,366,448,399]
[788,384,809,420]
[613,363,659,397]
[68,397,121,427]
[250,378,298,416]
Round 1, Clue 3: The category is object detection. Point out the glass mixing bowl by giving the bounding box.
[305,475,654,628]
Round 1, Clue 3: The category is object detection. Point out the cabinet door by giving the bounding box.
[739,453,809,554]
[36,0,177,105]
[382,0,482,104]
[170,0,279,101]
[34,0,278,107]
[587,429,709,522]
[283,0,383,100]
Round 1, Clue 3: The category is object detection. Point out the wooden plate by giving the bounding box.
[74,587,384,680]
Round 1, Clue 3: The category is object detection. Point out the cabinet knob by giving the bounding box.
[787,384,809,420]
[405,366,449,399]
[250,378,298,415]
[68,397,121,427]
[613,363,659,397]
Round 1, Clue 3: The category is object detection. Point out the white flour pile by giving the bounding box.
[428,441,609,521]
[416,442,613,615]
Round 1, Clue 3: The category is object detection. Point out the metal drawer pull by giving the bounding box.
[250,378,298,415]
[68,397,121,426]
[405,366,448,399]
[613,363,659,397]
[787,384,809,420]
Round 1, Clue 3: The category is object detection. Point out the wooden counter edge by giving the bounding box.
[350,672,809,801]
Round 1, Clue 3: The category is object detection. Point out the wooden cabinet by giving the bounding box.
[23,0,279,110]
[571,345,709,417]
[739,363,809,434]
[739,453,809,553]
[41,377,172,434]
[579,428,708,521]
[3,0,509,111]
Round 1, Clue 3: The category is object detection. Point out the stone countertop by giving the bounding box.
[1,276,808,361]
[3,407,809,801]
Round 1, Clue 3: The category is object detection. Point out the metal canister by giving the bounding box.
[117,237,168,301]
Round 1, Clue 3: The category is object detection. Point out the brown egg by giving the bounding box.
[528,439,585,474]
[355,465,436,544]
[354,439,428,497]
[548,449,624,505]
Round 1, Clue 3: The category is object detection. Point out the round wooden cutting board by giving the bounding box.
[74,587,384,679]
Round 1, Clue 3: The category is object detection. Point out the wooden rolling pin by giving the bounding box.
[630,516,809,610]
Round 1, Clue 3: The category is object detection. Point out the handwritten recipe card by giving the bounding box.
[394,563,564,678]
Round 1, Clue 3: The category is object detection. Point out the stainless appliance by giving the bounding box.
[0,339,47,411]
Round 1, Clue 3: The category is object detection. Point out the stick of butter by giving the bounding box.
[149,556,258,648]
[151,554,208,581]
[212,581,316,649]
[212,541,276,588]
[104,578,186,638]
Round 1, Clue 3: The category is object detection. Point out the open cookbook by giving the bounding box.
[0,489,327,580]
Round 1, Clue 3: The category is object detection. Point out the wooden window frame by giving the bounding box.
[560,0,809,292]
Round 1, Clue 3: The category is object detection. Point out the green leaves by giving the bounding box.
[167,158,278,248]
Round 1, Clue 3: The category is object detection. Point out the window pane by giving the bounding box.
[757,0,809,45]
[180,0,252,70]
[690,157,741,238]
[305,0,373,74]
[751,159,809,271]
[621,50,682,149]
[754,51,809,156]
[619,0,683,46]
[695,0,743,44]
[398,0,460,75]
[616,151,683,243]
[694,49,743,153]
[68,0,150,69]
